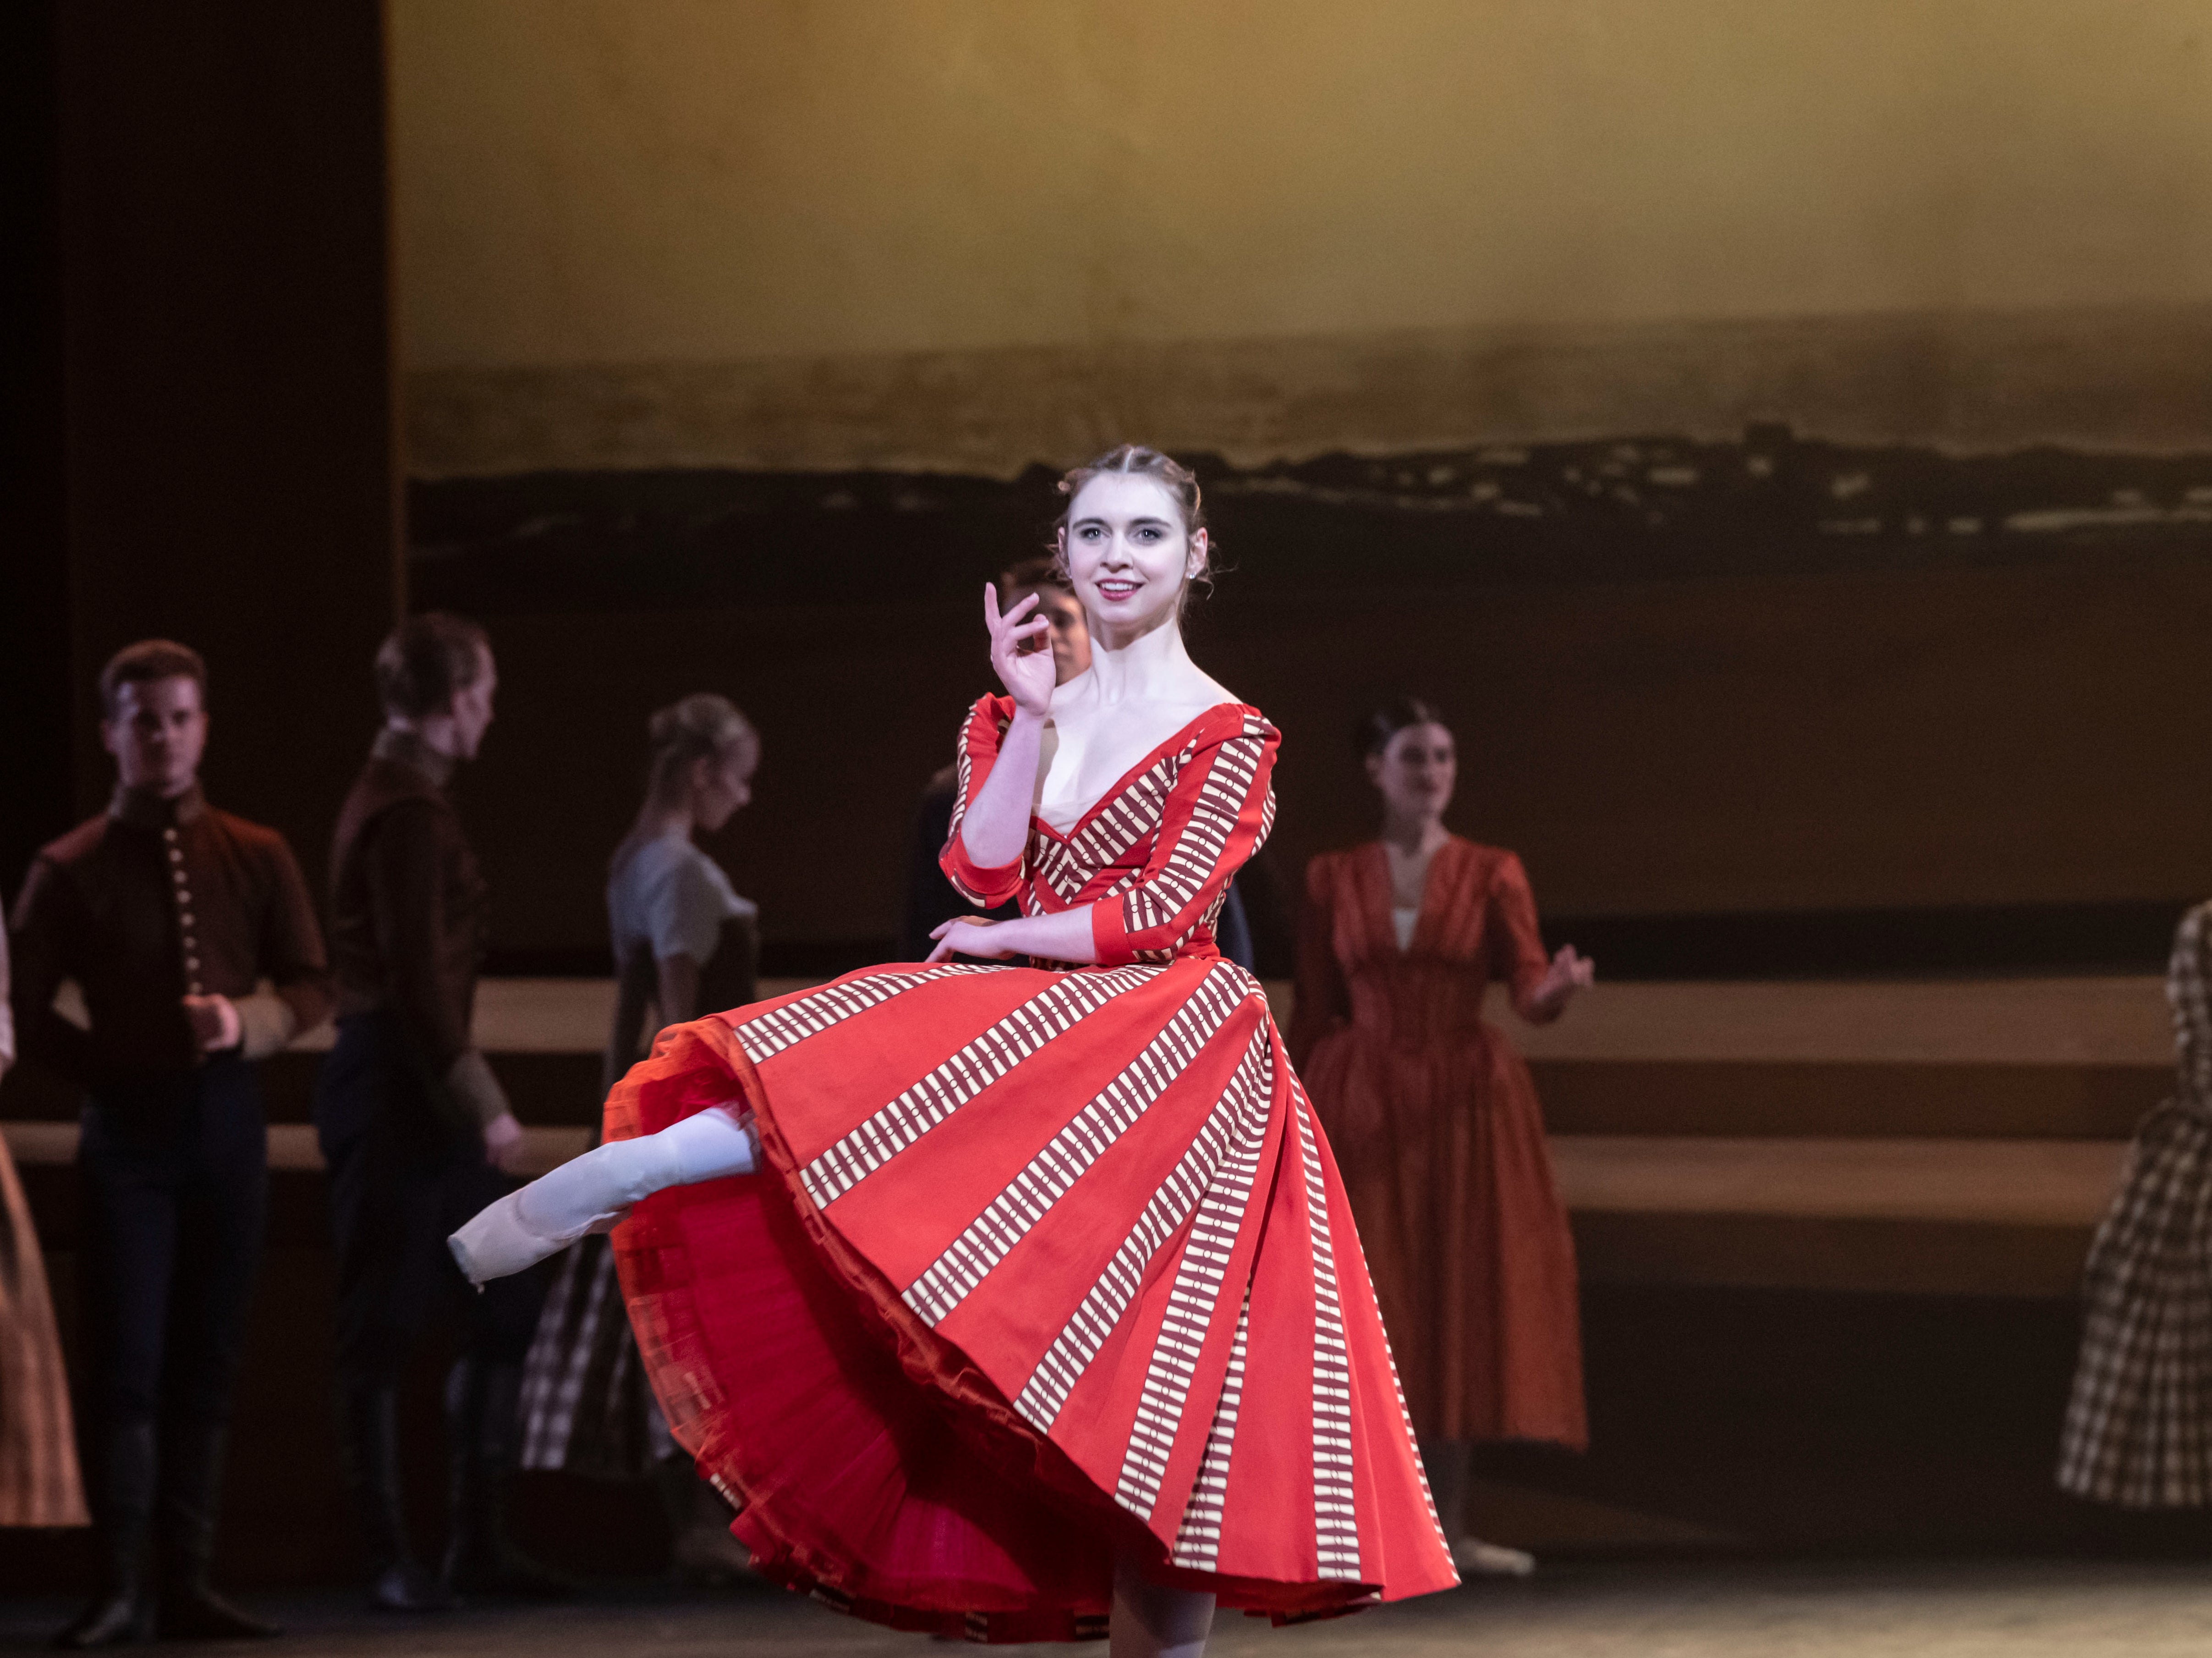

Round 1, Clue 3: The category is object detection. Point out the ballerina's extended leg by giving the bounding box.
[449,1107,757,1283]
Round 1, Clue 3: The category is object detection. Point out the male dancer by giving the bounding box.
[11,640,329,1646]
[316,612,565,1610]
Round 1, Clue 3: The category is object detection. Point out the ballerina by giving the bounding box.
[451,445,1456,1654]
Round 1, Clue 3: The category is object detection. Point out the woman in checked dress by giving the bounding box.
[2059,902,2212,1507]
[452,446,1456,1653]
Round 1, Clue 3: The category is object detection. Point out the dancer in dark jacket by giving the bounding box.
[12,639,329,1646]
[316,612,564,1610]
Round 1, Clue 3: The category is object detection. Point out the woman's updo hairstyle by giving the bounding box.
[646,692,757,804]
[1356,695,1449,759]
[1051,444,1215,601]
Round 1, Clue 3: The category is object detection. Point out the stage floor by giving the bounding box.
[6,1560,2212,1655]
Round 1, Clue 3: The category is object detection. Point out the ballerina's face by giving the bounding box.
[1368,721,1457,823]
[1060,473,1208,640]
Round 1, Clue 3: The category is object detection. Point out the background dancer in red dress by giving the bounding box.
[452,446,1457,1654]
[1292,700,1593,1579]
[0,924,88,1537]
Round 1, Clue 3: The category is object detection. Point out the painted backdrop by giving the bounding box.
[390,0,2212,968]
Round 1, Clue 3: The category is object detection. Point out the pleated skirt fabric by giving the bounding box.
[519,1234,670,1479]
[2059,1096,2212,1505]
[608,957,1456,1642]
[0,1131,87,1527]
[1302,1023,1586,1449]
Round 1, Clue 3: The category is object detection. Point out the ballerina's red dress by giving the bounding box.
[600,695,1457,1641]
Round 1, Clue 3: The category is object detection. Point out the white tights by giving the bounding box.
[517,1104,757,1237]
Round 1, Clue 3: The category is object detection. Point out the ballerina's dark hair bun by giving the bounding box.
[1355,696,1449,758]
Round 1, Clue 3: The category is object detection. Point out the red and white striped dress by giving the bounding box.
[608,697,1456,1641]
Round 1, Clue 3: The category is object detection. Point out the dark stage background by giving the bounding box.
[1,0,397,916]
[412,448,2212,977]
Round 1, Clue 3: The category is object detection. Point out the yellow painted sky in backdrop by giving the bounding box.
[392,0,2212,369]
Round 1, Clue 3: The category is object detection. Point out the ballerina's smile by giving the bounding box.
[1063,475,1210,644]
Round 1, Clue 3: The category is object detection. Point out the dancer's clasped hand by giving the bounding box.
[482,1109,533,1177]
[182,992,242,1054]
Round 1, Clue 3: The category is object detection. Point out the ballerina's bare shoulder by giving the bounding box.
[1032,666,1240,833]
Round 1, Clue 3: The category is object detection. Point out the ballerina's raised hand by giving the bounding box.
[926,584,1065,964]
[986,582,1057,718]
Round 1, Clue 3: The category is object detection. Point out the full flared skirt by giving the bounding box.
[0,1132,87,1527]
[608,957,1456,1642]
[519,1235,670,1478]
[1302,1023,1587,1449]
[2059,1097,2212,1506]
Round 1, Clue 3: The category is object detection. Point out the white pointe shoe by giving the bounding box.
[1451,1536,1536,1577]
[449,1189,603,1285]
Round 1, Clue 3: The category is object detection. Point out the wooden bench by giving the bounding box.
[9,973,2160,1295]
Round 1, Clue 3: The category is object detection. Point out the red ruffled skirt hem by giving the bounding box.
[609,1017,1402,1642]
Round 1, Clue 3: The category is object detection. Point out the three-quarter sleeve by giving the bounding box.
[232,832,333,1061]
[1288,853,1351,1070]
[1091,710,1279,967]
[263,833,333,1035]
[1486,852,1555,1021]
[939,696,1028,908]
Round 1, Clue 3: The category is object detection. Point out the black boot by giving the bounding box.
[53,1419,154,1649]
[440,1359,572,1599]
[339,1382,453,1613]
[153,1422,280,1640]
[653,1454,752,1586]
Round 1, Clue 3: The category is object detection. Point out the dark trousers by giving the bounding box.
[313,1013,541,1386]
[79,1057,268,1434]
